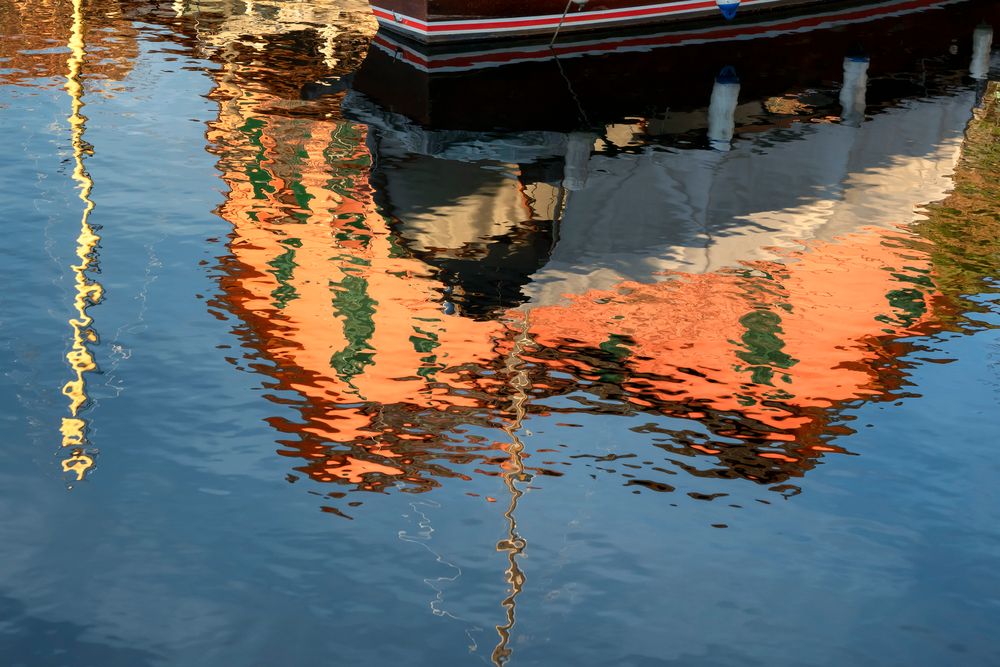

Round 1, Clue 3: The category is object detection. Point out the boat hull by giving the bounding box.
[350,0,996,132]
[372,0,854,42]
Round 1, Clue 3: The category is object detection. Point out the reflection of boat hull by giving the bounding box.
[354,0,998,132]
[373,0,842,43]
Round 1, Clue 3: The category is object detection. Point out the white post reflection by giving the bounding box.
[708,66,740,151]
[562,131,593,191]
[970,23,993,81]
[840,54,869,127]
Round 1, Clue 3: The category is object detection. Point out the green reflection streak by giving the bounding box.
[330,274,377,385]
[876,287,928,329]
[598,333,634,384]
[239,117,274,201]
[735,310,797,386]
[410,325,444,379]
[324,124,371,199]
[290,179,313,212]
[286,140,314,215]
[268,245,299,309]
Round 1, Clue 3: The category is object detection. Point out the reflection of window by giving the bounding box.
[268,241,301,308]
[330,273,377,385]
[410,325,445,378]
[734,309,797,386]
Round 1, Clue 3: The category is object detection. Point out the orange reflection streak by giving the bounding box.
[60,0,101,480]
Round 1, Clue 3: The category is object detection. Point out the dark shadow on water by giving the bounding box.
[0,591,159,667]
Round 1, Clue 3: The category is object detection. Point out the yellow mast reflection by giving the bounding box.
[60,0,101,481]
[492,317,532,666]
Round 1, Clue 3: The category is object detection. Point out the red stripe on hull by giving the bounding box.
[371,0,783,40]
[372,0,962,68]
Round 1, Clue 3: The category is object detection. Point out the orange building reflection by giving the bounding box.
[517,226,943,484]
[206,62,520,496]
[198,20,981,501]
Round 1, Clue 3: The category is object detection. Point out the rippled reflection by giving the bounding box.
[16,0,996,502]
[173,0,1000,518]
[3,0,142,480]
[492,320,531,666]
[2,0,1000,663]
[207,94,510,499]
[59,0,102,481]
[0,0,137,87]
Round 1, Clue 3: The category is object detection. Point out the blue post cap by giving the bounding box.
[716,65,740,84]
[717,1,739,20]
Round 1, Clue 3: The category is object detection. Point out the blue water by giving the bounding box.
[1,1,999,665]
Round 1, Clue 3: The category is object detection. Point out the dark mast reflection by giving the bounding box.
[492,318,532,666]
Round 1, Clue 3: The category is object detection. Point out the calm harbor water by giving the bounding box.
[2,1,1000,665]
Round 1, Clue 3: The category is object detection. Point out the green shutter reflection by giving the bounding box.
[734,309,798,386]
[239,117,275,201]
[330,273,377,385]
[268,239,301,309]
[410,325,445,379]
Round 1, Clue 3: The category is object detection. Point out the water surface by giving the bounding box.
[2,1,1000,665]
